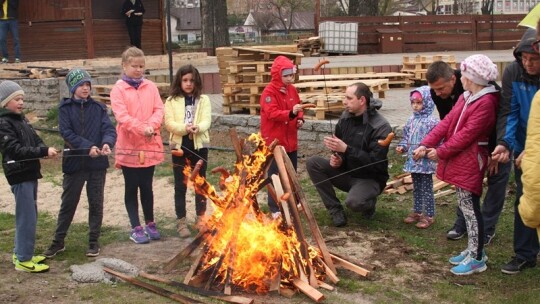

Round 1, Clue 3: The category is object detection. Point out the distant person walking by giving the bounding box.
[0,0,21,63]
[122,0,145,49]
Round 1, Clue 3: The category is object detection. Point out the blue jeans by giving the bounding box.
[0,19,21,59]
[12,180,38,262]
[267,150,297,213]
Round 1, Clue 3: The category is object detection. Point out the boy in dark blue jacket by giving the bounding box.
[44,69,117,258]
[0,80,58,272]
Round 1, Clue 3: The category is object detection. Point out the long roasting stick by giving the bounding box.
[139,271,254,304]
[103,267,202,304]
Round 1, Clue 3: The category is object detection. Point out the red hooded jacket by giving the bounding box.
[260,56,303,152]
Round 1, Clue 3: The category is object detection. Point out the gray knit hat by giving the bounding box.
[66,68,92,94]
[0,80,24,108]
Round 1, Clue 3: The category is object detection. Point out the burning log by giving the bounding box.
[163,131,370,302]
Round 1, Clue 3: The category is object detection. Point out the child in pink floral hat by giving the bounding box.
[413,54,499,275]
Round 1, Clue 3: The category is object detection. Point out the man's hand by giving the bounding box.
[487,157,498,176]
[323,135,347,153]
[492,144,510,163]
[329,153,342,168]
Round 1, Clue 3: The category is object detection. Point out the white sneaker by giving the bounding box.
[272,212,282,219]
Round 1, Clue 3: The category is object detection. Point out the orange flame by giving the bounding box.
[182,133,326,293]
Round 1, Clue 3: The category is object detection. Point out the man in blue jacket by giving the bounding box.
[44,69,117,258]
[492,28,540,275]
[0,0,21,63]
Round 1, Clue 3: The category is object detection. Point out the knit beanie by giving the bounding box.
[410,91,422,101]
[66,68,92,94]
[460,54,498,86]
[0,80,24,108]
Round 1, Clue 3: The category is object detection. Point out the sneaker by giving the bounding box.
[331,210,347,227]
[271,211,282,219]
[43,242,66,258]
[86,243,100,257]
[15,260,49,273]
[144,222,161,240]
[449,250,488,265]
[130,226,150,244]
[1,58,7,64]
[484,233,495,246]
[176,218,191,238]
[501,256,536,274]
[446,228,466,240]
[14,58,20,63]
[12,254,46,265]
[450,256,487,275]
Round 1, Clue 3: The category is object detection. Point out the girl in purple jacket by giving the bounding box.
[413,54,499,276]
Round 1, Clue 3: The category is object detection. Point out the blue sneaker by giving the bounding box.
[144,222,161,240]
[130,226,149,244]
[449,250,488,265]
[450,256,487,275]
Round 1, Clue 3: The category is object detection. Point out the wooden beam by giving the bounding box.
[330,254,370,277]
[139,271,254,304]
[103,267,202,304]
[292,278,325,303]
[276,145,337,274]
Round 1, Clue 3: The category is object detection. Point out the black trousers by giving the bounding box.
[127,24,142,49]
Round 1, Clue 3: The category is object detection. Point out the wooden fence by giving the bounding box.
[319,14,527,54]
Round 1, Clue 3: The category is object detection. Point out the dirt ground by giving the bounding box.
[0,131,443,304]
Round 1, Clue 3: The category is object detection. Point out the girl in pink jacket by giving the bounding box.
[413,54,499,276]
[110,47,164,244]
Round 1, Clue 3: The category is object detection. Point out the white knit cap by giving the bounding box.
[460,54,498,86]
[0,80,24,108]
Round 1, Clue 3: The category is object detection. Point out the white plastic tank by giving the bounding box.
[319,21,359,54]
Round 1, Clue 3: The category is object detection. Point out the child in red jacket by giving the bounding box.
[260,55,305,218]
[413,54,499,275]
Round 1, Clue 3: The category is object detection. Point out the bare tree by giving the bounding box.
[268,0,313,34]
[481,0,494,14]
[251,12,276,35]
[349,0,379,16]
[200,0,230,50]
[454,0,474,14]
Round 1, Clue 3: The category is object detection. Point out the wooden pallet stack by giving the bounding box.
[384,173,455,198]
[216,45,303,115]
[296,36,321,57]
[401,54,456,81]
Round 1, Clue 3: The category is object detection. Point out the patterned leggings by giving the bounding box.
[411,173,435,217]
[456,188,484,260]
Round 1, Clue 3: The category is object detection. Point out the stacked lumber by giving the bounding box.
[298,72,413,88]
[384,173,455,198]
[216,45,302,115]
[296,36,321,57]
[296,78,389,120]
[1,66,70,79]
[401,54,456,81]
[93,82,170,105]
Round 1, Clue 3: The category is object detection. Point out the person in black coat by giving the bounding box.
[43,69,117,259]
[0,80,58,272]
[122,0,145,49]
